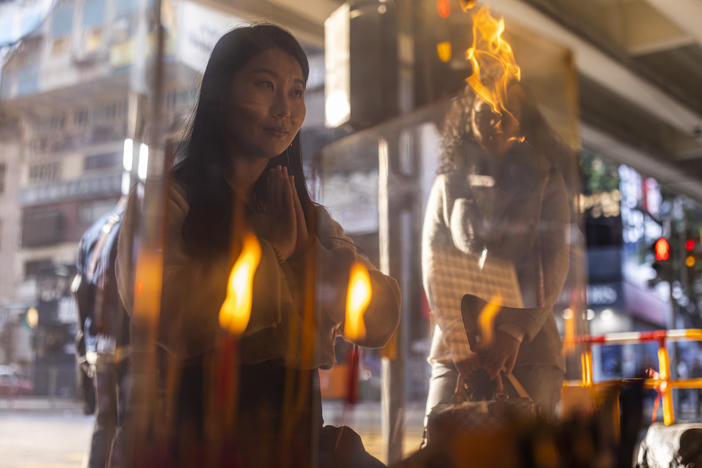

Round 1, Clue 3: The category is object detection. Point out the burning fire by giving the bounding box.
[219,233,262,335]
[344,262,372,341]
[465,6,521,121]
[478,294,502,346]
[460,0,477,11]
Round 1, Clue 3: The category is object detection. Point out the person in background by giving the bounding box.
[115,25,400,468]
[421,85,570,431]
[73,200,130,468]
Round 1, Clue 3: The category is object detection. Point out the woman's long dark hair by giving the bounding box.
[437,86,477,174]
[173,24,315,259]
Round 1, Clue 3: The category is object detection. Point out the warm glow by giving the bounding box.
[344,262,372,341]
[655,237,670,261]
[563,308,575,353]
[219,233,262,335]
[26,307,38,328]
[478,294,502,346]
[437,0,450,18]
[460,0,477,11]
[686,256,696,268]
[465,6,521,120]
[437,41,452,63]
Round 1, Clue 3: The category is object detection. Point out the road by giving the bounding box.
[0,399,423,467]
[0,401,93,468]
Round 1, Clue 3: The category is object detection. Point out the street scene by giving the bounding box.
[1,0,702,466]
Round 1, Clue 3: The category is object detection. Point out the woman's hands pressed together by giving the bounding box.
[254,165,312,262]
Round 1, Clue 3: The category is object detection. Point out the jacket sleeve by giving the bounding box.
[115,184,296,356]
[310,207,401,349]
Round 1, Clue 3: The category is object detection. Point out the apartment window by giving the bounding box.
[22,209,65,248]
[16,64,39,96]
[79,199,117,225]
[84,152,119,171]
[51,37,70,56]
[51,4,74,39]
[82,0,105,28]
[50,113,66,131]
[115,0,139,18]
[28,137,49,157]
[24,258,53,278]
[92,102,117,122]
[29,161,60,183]
[74,108,89,126]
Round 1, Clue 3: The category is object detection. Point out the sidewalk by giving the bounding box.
[0,396,84,412]
[322,400,425,463]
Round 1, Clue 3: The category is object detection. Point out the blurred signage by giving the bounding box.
[20,174,121,205]
[586,284,619,306]
[175,1,247,74]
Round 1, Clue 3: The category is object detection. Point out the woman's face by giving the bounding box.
[226,48,306,160]
[470,97,520,157]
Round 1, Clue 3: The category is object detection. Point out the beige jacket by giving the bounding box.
[116,182,400,369]
[422,143,568,370]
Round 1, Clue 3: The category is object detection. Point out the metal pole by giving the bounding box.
[379,135,405,463]
[122,0,169,464]
[380,2,416,463]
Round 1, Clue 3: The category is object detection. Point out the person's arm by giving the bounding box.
[422,176,478,365]
[308,207,401,349]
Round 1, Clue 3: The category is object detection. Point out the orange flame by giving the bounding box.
[478,294,502,346]
[460,0,477,11]
[344,262,372,341]
[563,308,575,353]
[437,41,452,63]
[465,6,521,120]
[219,233,262,335]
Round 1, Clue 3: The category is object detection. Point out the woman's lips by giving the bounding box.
[264,127,290,137]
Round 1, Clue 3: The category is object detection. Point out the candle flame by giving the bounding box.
[465,6,521,120]
[563,308,575,354]
[478,294,502,346]
[219,233,262,335]
[460,0,477,11]
[344,262,372,341]
[437,41,452,63]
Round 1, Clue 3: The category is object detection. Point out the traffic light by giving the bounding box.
[650,237,672,287]
[414,1,472,106]
[685,231,700,294]
[654,237,670,261]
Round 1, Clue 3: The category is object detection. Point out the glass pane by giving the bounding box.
[2,1,702,467]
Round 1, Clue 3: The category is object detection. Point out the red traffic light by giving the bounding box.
[686,239,695,251]
[655,237,670,261]
[437,0,450,18]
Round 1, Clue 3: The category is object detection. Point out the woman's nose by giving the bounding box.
[271,90,291,118]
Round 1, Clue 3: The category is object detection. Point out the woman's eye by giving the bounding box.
[258,81,274,90]
[293,88,304,98]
